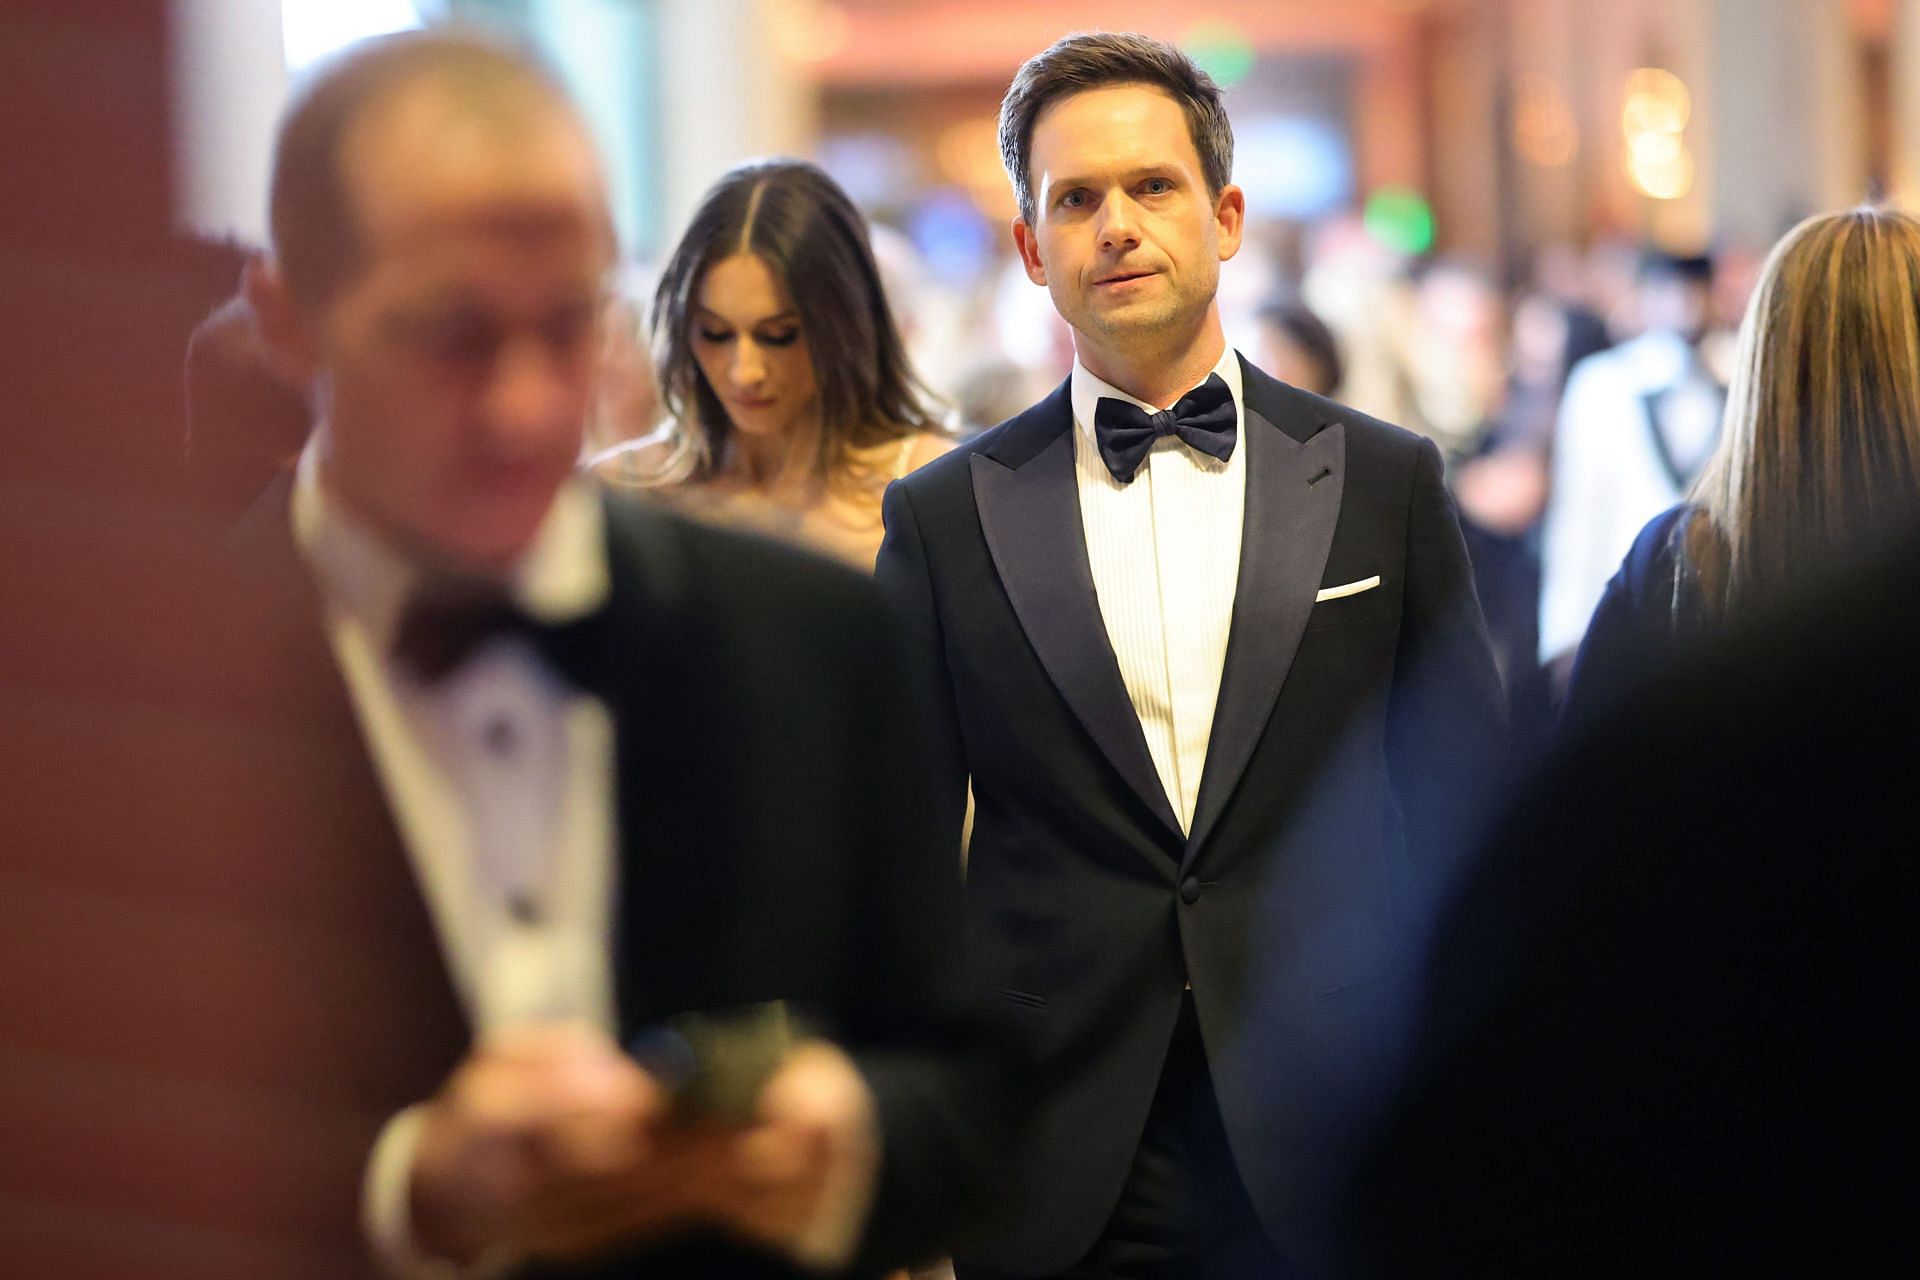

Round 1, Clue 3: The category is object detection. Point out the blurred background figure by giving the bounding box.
[591,159,952,569]
[1254,294,1344,397]
[1537,250,1726,682]
[1449,277,1610,741]
[183,261,313,519]
[1564,206,1920,725]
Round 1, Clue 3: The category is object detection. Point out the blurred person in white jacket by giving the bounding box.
[1538,251,1724,672]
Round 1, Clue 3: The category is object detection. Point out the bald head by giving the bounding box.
[268,29,604,308]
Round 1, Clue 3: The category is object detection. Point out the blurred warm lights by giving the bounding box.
[1621,66,1693,201]
[1513,71,1579,167]
[1621,67,1691,136]
[772,0,850,64]
[938,115,1016,220]
[1626,131,1693,200]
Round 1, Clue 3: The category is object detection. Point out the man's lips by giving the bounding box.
[1095,269,1157,287]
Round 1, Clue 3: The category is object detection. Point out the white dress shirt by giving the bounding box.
[292,444,872,1276]
[293,442,618,1278]
[1071,347,1247,834]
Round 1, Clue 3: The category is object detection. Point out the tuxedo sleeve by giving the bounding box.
[837,536,1019,1272]
[1385,437,1509,888]
[873,478,970,850]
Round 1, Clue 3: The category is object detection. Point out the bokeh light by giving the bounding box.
[1182,20,1257,89]
[1364,187,1437,256]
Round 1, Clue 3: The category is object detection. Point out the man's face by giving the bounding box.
[1013,84,1242,360]
[307,87,613,570]
[1638,275,1712,343]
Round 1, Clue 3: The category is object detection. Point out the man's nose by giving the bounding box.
[484,334,579,441]
[1097,192,1141,251]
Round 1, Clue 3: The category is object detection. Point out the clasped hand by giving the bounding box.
[407,1022,872,1266]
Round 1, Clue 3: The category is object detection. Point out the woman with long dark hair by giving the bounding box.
[1562,207,1920,724]
[593,159,951,568]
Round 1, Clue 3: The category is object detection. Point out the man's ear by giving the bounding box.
[1012,217,1048,287]
[1214,183,1246,263]
[243,254,320,385]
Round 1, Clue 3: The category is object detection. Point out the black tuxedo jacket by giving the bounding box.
[875,358,1506,1274]
[192,480,1011,1278]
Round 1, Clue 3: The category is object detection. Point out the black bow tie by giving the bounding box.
[392,577,612,693]
[1092,372,1237,484]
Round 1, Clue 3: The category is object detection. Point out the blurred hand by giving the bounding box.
[710,1040,879,1256]
[407,1022,733,1265]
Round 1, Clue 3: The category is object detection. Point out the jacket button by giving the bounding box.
[1179,876,1202,904]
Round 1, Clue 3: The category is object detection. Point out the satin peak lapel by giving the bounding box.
[971,433,1184,841]
[1183,413,1345,866]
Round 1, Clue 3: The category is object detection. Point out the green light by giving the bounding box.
[1182,20,1255,89]
[1363,187,1436,256]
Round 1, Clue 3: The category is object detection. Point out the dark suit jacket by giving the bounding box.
[874,358,1507,1273]
[169,479,1007,1277]
[1341,520,1920,1277]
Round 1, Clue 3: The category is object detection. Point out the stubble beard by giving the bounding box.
[1070,278,1204,365]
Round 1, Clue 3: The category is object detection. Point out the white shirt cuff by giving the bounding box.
[361,1106,516,1280]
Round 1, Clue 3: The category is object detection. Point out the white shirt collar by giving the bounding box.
[1071,345,1245,442]
[290,435,610,652]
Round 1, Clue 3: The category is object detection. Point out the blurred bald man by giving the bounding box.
[224,29,1003,1278]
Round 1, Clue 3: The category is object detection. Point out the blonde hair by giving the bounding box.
[1688,207,1920,614]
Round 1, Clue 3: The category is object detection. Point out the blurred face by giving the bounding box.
[1638,276,1711,342]
[301,86,613,571]
[689,252,818,444]
[1013,84,1243,366]
[1257,323,1334,398]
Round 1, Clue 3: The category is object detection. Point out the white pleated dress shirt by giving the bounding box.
[1071,347,1247,834]
[291,443,872,1277]
[294,442,619,1278]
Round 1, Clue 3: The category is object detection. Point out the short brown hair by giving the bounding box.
[997,31,1234,226]
[267,28,573,307]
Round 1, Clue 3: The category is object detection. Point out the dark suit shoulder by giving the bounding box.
[606,491,879,602]
[1559,503,1698,730]
[602,490,882,622]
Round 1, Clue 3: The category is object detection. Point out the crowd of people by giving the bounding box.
[5,14,1915,1280]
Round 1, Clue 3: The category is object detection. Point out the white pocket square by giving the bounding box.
[1315,575,1381,603]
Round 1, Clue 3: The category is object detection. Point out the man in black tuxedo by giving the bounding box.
[223,30,1002,1277]
[874,32,1505,1279]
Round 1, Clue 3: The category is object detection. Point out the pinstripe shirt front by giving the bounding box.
[1070,348,1247,835]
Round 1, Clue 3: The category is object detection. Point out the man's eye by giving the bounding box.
[1060,190,1087,209]
[1143,178,1172,195]
[420,321,498,364]
[542,309,597,353]
[757,329,800,348]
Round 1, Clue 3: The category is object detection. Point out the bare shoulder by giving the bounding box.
[905,430,959,473]
[586,427,688,489]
